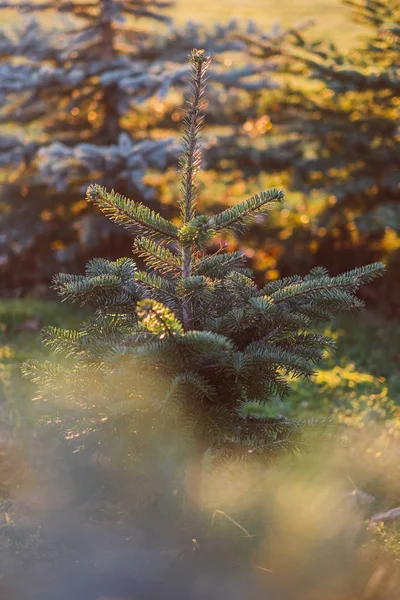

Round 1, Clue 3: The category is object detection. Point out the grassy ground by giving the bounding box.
[0,300,86,425]
[2,298,400,481]
[2,0,363,47]
[2,298,399,419]
[173,0,362,45]
[2,299,400,592]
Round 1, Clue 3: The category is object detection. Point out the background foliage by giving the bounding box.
[0,0,297,292]
[2,0,398,308]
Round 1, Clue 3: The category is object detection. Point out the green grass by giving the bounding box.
[2,297,399,425]
[0,299,87,425]
[289,313,400,414]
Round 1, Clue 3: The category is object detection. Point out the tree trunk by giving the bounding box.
[100,0,121,143]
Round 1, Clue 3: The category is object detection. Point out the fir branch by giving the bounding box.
[194,250,249,278]
[41,326,85,358]
[87,184,179,241]
[177,330,235,356]
[133,237,181,277]
[21,359,68,388]
[209,188,284,234]
[269,262,385,306]
[137,299,183,340]
[85,257,137,281]
[164,372,216,409]
[135,271,179,307]
[224,271,259,302]
[241,342,316,379]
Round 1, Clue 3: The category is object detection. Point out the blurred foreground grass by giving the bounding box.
[1,298,400,563]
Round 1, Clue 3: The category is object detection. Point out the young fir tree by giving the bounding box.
[24,50,384,510]
[0,0,288,292]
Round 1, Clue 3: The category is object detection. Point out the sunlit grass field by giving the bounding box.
[3,0,363,46]
[174,0,362,46]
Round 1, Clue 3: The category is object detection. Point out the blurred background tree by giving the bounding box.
[243,0,399,314]
[0,0,398,316]
[0,0,299,294]
[285,0,399,312]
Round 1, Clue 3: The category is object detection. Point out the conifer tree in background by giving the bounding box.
[0,0,291,292]
[24,50,384,512]
[282,0,399,299]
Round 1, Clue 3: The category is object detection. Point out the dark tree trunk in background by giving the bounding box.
[100,0,121,142]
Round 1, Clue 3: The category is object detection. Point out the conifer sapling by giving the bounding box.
[24,49,385,510]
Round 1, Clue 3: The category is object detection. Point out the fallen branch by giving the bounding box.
[211,509,253,538]
[370,507,400,523]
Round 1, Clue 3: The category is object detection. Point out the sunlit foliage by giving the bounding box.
[0,0,295,293]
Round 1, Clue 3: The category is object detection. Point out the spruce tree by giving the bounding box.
[24,50,384,511]
[0,0,288,292]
